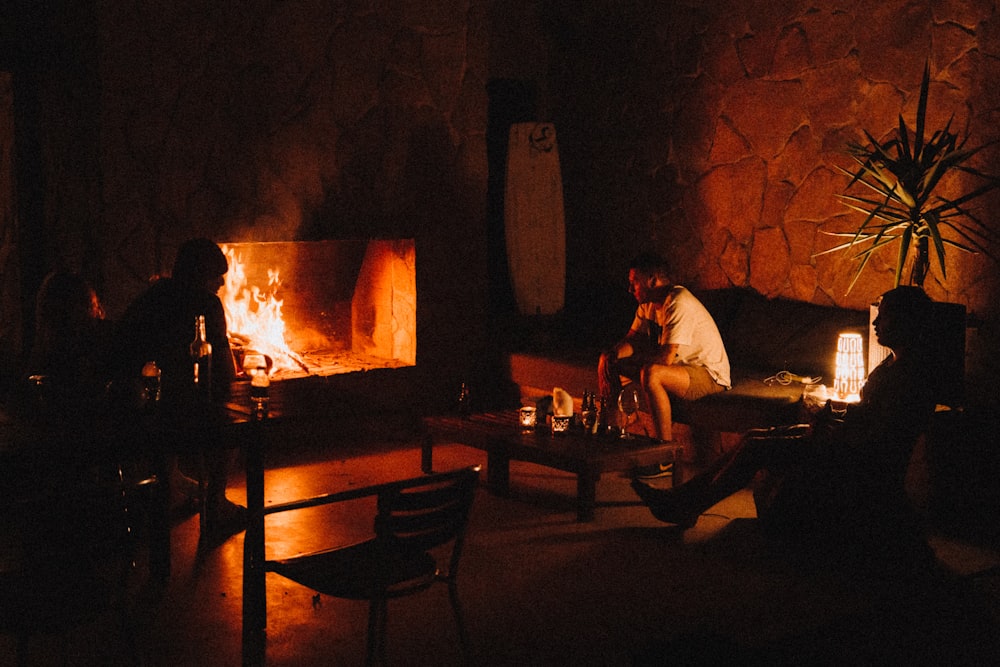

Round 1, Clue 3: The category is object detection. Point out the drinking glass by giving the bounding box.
[801,383,828,415]
[617,386,639,439]
[243,353,267,378]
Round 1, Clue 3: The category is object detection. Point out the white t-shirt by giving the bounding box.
[631,286,731,388]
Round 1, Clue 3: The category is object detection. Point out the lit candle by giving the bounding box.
[519,405,537,431]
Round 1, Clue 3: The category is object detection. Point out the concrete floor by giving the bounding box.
[5,434,1000,666]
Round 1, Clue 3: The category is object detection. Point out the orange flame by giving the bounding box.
[219,245,303,375]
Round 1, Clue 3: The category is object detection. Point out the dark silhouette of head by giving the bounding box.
[873,285,933,352]
[628,253,671,280]
[172,238,228,289]
[34,270,104,339]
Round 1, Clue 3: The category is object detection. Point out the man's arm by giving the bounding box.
[599,328,646,397]
[650,343,679,367]
[610,328,643,358]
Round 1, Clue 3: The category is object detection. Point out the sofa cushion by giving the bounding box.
[707,290,868,380]
[674,373,806,433]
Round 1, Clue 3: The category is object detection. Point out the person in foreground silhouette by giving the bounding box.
[116,238,244,543]
[632,286,938,567]
[19,270,114,429]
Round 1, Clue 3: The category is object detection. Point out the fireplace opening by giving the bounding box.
[219,239,416,381]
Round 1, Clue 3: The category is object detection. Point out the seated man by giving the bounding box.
[598,253,731,476]
[631,286,938,572]
[115,238,244,542]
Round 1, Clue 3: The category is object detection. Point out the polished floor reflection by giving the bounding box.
[4,435,1000,665]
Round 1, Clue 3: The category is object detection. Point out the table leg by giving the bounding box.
[421,433,433,473]
[576,467,599,522]
[148,452,171,581]
[486,449,510,496]
[242,418,267,666]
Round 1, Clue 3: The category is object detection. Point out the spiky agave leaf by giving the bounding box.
[827,60,1000,290]
[913,62,930,160]
[923,210,947,278]
[894,225,914,288]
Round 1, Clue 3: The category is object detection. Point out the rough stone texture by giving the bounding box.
[89,1,487,325]
[536,0,1000,405]
[533,3,985,313]
[724,79,809,159]
[749,226,791,297]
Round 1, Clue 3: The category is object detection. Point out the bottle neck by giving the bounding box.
[191,315,212,393]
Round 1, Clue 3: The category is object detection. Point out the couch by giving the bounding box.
[508,287,870,437]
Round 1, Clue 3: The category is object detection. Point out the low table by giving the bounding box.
[421,412,679,521]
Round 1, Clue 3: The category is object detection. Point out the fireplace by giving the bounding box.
[219,239,416,382]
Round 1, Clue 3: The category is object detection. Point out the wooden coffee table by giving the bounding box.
[421,411,678,521]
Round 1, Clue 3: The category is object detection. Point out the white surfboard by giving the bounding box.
[504,122,566,315]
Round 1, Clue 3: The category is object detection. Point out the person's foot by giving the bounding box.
[170,493,201,520]
[169,472,203,519]
[632,462,673,479]
[202,498,247,542]
[630,478,700,528]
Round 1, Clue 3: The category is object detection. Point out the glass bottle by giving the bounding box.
[190,315,213,402]
[597,394,613,437]
[140,360,161,412]
[582,391,598,434]
[458,381,471,418]
[250,365,270,420]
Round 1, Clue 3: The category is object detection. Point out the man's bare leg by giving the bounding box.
[598,341,639,399]
[640,363,691,441]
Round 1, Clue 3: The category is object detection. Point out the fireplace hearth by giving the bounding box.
[220,239,416,382]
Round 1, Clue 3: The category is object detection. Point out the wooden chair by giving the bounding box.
[248,465,481,665]
[0,445,159,665]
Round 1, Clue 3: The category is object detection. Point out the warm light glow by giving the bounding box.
[219,245,303,375]
[217,240,417,379]
[833,332,865,402]
[519,405,537,431]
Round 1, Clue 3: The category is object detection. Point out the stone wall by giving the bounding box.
[535,1,999,306]
[95,0,493,402]
[96,1,488,309]
[5,0,1000,407]
[529,0,1000,405]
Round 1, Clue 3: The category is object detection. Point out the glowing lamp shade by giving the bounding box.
[833,332,865,402]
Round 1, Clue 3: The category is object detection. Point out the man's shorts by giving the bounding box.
[680,365,727,401]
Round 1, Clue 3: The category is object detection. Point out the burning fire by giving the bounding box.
[219,245,307,376]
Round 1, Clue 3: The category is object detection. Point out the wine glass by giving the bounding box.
[617,386,639,439]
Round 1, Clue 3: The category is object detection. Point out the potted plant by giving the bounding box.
[820,61,1000,293]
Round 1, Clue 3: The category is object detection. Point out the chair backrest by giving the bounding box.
[374,467,479,567]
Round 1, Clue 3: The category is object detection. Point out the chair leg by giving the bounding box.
[366,598,388,666]
[448,581,470,662]
[378,599,389,665]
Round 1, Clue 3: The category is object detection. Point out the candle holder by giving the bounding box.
[550,414,571,435]
[519,405,537,432]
